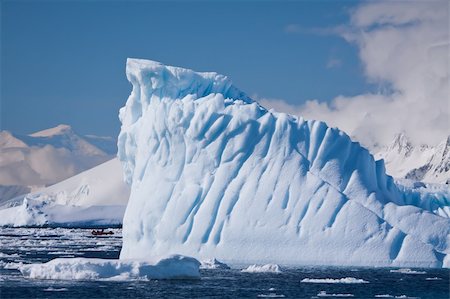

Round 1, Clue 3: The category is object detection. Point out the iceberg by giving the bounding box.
[19,255,200,280]
[118,58,450,267]
[242,264,282,273]
[200,258,230,269]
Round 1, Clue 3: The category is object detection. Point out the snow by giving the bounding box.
[19,255,200,280]
[0,197,125,227]
[301,277,369,284]
[241,264,282,273]
[375,134,449,184]
[0,125,115,202]
[117,58,450,268]
[0,158,129,227]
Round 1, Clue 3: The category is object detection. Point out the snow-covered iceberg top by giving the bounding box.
[19,255,200,280]
[118,58,450,268]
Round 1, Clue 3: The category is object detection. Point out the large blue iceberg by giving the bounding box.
[118,58,450,268]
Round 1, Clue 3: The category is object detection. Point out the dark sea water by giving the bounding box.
[0,228,448,299]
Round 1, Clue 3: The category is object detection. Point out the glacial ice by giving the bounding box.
[242,264,282,273]
[19,255,200,280]
[118,58,450,267]
[200,258,230,269]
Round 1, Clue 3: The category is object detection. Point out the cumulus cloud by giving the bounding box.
[270,1,449,149]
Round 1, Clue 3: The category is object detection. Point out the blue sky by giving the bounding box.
[2,0,374,137]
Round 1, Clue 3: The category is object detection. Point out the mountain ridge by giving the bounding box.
[376,133,450,184]
[0,125,116,202]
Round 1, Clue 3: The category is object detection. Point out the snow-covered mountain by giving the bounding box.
[0,158,129,227]
[0,124,116,202]
[118,58,450,268]
[375,134,449,184]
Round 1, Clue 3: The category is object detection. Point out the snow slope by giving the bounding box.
[0,158,129,227]
[0,125,116,202]
[117,58,450,268]
[375,134,449,184]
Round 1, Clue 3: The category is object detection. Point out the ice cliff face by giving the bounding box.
[118,58,450,267]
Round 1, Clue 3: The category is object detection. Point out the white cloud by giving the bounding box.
[271,1,449,149]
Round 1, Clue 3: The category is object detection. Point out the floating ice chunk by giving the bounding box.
[200,258,230,269]
[317,291,354,297]
[375,295,394,298]
[425,277,442,280]
[242,264,281,273]
[2,261,24,270]
[389,268,426,274]
[43,287,68,292]
[301,277,369,284]
[257,294,285,298]
[19,255,200,280]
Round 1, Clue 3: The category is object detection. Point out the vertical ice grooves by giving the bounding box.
[325,197,348,228]
[202,121,262,244]
[389,230,406,261]
[119,59,450,267]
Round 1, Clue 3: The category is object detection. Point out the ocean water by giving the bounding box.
[0,228,448,299]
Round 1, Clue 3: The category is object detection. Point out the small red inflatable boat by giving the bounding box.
[91,229,114,236]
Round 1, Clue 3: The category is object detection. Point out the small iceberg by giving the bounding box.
[19,255,200,280]
[43,287,68,292]
[317,291,354,297]
[301,277,369,284]
[200,258,230,270]
[425,277,442,280]
[241,264,281,273]
[389,268,426,274]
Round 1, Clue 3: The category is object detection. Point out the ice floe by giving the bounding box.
[389,268,426,274]
[301,277,369,284]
